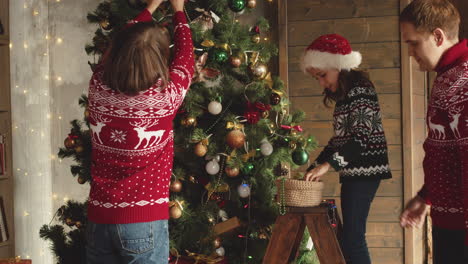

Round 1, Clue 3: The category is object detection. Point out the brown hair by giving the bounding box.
[103,21,171,95]
[323,70,372,107]
[400,0,460,40]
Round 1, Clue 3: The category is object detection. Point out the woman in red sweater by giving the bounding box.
[86,0,194,263]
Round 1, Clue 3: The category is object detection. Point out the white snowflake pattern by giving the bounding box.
[110,130,127,143]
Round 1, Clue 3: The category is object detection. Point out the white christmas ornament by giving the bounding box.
[237,183,251,198]
[215,246,225,256]
[260,139,273,156]
[218,210,228,221]
[206,160,220,175]
[208,101,222,115]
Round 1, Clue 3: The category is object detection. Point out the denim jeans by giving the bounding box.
[432,227,468,264]
[340,179,380,264]
[86,219,169,264]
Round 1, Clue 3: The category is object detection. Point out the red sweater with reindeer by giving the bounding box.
[86,10,194,224]
[417,39,468,242]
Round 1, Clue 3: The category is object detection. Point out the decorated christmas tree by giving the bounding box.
[40,1,317,263]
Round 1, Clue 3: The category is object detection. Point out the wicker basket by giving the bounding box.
[276,178,324,207]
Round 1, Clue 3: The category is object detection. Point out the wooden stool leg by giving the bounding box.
[304,213,345,264]
[262,213,305,264]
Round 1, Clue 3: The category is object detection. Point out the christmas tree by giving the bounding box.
[40,1,317,263]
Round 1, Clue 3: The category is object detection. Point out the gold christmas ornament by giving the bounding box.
[225,167,240,177]
[75,145,84,153]
[226,130,245,149]
[291,130,298,137]
[77,176,86,185]
[289,141,297,150]
[250,62,268,80]
[65,218,74,226]
[194,142,208,157]
[262,111,269,119]
[99,19,112,31]
[251,34,261,44]
[182,116,197,127]
[213,237,222,249]
[84,109,90,119]
[64,137,76,149]
[75,221,82,228]
[247,0,257,8]
[189,175,196,183]
[229,56,242,68]
[170,179,183,193]
[170,205,182,219]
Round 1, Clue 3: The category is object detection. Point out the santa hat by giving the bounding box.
[301,34,362,72]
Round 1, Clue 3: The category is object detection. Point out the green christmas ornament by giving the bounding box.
[210,48,229,63]
[292,148,309,165]
[242,163,255,174]
[228,0,246,12]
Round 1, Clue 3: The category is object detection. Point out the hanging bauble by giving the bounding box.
[65,218,74,226]
[84,109,90,119]
[218,210,228,221]
[229,56,242,68]
[251,34,261,44]
[210,48,229,63]
[127,0,146,9]
[215,246,225,256]
[237,183,251,198]
[225,167,240,177]
[226,130,245,149]
[75,145,84,153]
[289,141,297,150]
[182,116,197,127]
[64,137,76,149]
[247,0,257,8]
[292,148,309,165]
[75,221,82,228]
[270,92,281,105]
[194,142,208,157]
[208,101,223,115]
[228,0,246,12]
[99,19,112,31]
[189,175,196,183]
[206,160,220,175]
[241,163,255,175]
[260,140,273,156]
[170,205,182,219]
[77,176,86,185]
[291,130,298,137]
[213,237,222,248]
[170,179,182,193]
[249,62,268,79]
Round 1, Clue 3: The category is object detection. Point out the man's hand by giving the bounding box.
[400,196,430,228]
[304,162,330,182]
[170,0,185,12]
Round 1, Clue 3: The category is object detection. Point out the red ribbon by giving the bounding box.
[68,133,79,140]
[280,125,303,132]
[244,102,271,124]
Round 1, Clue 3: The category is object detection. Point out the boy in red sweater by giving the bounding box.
[86,0,194,263]
[399,0,468,262]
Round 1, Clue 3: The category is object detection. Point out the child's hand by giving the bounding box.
[145,0,164,13]
[170,0,185,12]
[304,162,330,182]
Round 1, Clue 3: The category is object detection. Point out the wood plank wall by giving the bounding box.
[284,1,404,263]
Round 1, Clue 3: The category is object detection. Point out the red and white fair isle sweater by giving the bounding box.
[417,39,468,243]
[87,10,194,224]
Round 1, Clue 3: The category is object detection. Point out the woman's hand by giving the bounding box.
[170,0,185,12]
[304,162,330,182]
[400,196,430,228]
[145,0,164,13]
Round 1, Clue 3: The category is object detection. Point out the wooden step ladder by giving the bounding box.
[263,203,346,264]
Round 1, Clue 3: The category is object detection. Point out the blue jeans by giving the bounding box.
[86,220,169,264]
[340,180,380,264]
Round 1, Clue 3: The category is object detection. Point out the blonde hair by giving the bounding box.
[400,0,460,40]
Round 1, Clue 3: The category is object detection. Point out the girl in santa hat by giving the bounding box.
[302,34,392,264]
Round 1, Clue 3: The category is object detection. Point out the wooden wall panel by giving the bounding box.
[287,0,399,21]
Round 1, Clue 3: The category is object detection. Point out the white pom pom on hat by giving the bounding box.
[301,34,362,72]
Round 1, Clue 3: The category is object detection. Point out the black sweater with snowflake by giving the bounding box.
[310,82,392,182]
